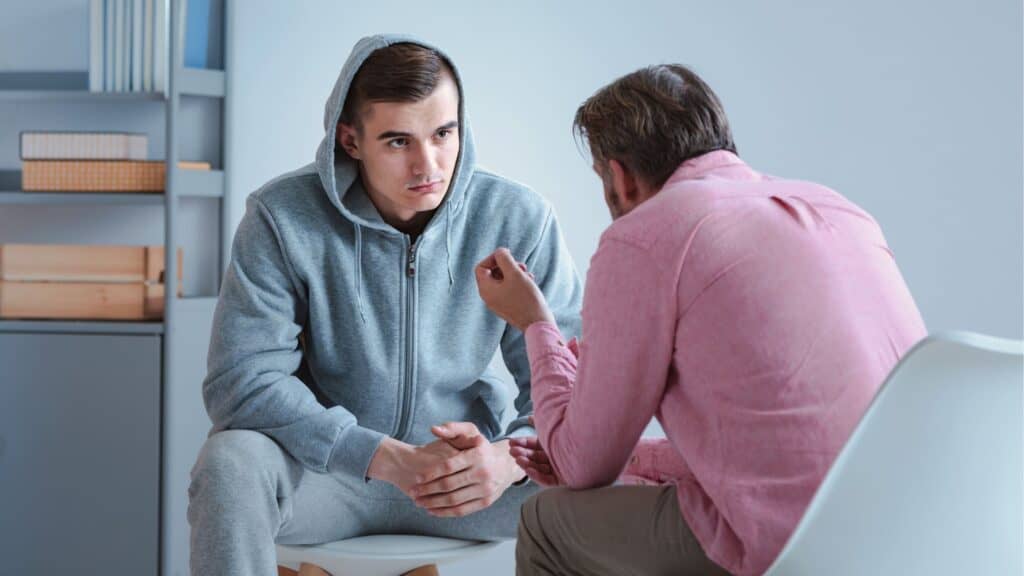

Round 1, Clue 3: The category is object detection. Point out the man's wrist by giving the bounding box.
[518,310,555,332]
[494,439,528,484]
[367,437,408,483]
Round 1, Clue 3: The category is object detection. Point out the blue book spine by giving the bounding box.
[184,0,210,68]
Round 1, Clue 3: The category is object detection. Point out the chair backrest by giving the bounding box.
[766,331,1023,576]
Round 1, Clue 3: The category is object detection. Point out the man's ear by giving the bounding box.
[608,158,640,206]
[337,122,362,160]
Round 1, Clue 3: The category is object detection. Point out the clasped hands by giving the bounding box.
[369,421,527,518]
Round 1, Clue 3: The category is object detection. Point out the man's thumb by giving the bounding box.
[432,422,486,449]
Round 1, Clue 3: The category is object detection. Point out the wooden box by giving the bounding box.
[0,281,166,320]
[0,244,180,283]
[0,244,183,320]
[20,160,212,193]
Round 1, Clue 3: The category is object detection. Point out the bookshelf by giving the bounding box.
[0,68,224,99]
[0,1,227,574]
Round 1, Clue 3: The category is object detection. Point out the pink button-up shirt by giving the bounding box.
[525,151,926,575]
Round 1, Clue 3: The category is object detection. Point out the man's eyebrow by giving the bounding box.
[376,121,459,141]
[377,130,412,140]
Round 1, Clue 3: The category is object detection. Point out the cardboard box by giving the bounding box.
[20,160,212,192]
[0,244,183,320]
[0,281,166,320]
[0,244,181,283]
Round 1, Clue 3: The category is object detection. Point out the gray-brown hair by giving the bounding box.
[573,64,737,188]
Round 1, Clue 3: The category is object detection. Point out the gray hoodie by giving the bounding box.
[202,34,583,482]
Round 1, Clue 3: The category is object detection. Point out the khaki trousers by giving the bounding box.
[516,484,732,575]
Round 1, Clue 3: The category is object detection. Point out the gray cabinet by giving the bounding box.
[0,331,161,574]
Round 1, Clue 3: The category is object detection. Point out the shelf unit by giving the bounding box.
[0,1,228,574]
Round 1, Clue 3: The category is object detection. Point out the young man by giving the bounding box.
[476,65,927,575]
[188,35,582,575]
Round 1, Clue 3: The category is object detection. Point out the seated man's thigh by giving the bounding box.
[518,484,729,576]
[382,483,542,541]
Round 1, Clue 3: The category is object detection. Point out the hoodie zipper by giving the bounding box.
[394,236,418,440]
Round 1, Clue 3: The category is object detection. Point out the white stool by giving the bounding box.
[276,535,502,576]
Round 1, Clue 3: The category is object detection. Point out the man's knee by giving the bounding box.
[189,430,282,505]
[518,487,564,542]
[516,488,568,574]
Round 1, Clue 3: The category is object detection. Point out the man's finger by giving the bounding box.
[475,253,504,285]
[475,252,498,272]
[442,433,486,451]
[432,421,482,439]
[414,468,474,498]
[511,451,553,474]
[416,451,473,484]
[510,445,551,465]
[516,455,557,473]
[427,497,489,518]
[431,422,486,450]
[416,482,485,510]
[509,436,542,450]
[493,248,523,279]
[474,264,497,287]
[428,420,483,450]
[517,461,558,486]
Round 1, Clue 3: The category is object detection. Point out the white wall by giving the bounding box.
[227,0,1023,340]
[226,2,1021,572]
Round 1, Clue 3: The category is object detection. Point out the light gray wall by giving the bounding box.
[226,0,1023,341]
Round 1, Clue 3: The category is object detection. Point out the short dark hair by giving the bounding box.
[341,43,454,129]
[573,64,737,188]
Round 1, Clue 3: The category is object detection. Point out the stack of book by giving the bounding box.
[0,244,183,321]
[89,0,217,93]
[20,131,210,193]
[90,0,168,93]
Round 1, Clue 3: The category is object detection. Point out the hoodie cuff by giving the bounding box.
[326,424,387,482]
[500,424,537,440]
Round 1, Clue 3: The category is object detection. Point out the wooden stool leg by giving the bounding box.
[402,565,440,576]
[278,567,298,576]
[297,563,332,576]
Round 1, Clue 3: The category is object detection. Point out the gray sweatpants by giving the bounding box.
[188,430,538,576]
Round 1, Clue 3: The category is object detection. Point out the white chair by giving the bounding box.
[276,534,501,576]
[766,331,1023,575]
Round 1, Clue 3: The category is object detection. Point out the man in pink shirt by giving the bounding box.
[474,64,926,575]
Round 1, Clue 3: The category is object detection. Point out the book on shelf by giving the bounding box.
[89,0,104,92]
[90,0,169,93]
[131,0,144,92]
[143,0,154,91]
[185,0,211,68]
[20,131,148,161]
[103,0,115,91]
[153,0,166,93]
[21,159,212,193]
[113,0,124,91]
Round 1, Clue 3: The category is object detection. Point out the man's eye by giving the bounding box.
[437,129,452,139]
[388,138,408,149]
